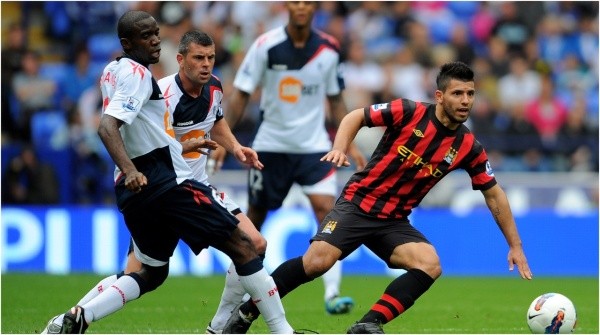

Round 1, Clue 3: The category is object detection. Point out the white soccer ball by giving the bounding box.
[527,293,577,334]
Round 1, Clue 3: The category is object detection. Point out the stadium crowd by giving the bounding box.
[1,1,598,205]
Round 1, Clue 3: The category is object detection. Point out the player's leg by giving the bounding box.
[348,225,441,334]
[208,207,267,333]
[215,227,293,334]
[302,154,353,314]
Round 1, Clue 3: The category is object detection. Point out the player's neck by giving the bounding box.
[286,24,311,48]
[179,72,202,98]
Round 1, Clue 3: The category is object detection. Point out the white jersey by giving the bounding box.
[100,57,193,207]
[158,73,224,185]
[233,26,345,153]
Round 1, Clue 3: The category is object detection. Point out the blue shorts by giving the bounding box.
[122,179,239,263]
[247,152,335,209]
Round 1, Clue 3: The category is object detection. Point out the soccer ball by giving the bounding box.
[526,293,577,334]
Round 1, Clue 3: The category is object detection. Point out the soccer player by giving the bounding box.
[222,61,533,334]
[210,0,367,316]
[43,11,293,334]
[41,30,270,335]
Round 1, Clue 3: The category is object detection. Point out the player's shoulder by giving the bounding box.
[313,28,341,51]
[253,26,287,50]
[208,74,223,89]
[111,57,152,83]
[157,73,177,89]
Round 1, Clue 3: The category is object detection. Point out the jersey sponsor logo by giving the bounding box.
[278,76,319,103]
[180,129,207,159]
[321,220,337,234]
[485,161,495,176]
[413,129,424,138]
[443,147,458,165]
[176,120,194,126]
[163,110,175,138]
[371,103,388,111]
[123,96,140,112]
[397,145,444,178]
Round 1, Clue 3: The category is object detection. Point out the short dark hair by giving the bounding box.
[178,30,214,55]
[117,10,152,39]
[436,61,474,91]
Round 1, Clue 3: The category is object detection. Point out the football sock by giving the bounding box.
[241,256,313,318]
[360,268,434,325]
[81,274,141,324]
[77,273,120,306]
[322,260,342,301]
[237,261,293,334]
[209,262,246,330]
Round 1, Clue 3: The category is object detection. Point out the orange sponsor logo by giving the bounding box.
[279,76,302,103]
[181,129,206,159]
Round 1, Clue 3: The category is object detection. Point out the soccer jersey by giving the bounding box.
[158,73,224,185]
[342,99,497,219]
[233,26,344,153]
[100,57,193,209]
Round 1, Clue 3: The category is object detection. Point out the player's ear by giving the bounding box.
[120,37,131,51]
[435,90,443,104]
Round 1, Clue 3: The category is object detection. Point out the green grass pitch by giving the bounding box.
[1,274,597,334]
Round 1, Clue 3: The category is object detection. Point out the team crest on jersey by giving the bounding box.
[443,147,458,165]
[413,129,424,138]
[321,220,337,234]
[371,103,388,111]
[123,96,140,112]
[485,161,495,176]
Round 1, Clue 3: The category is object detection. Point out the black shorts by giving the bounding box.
[311,197,431,268]
[247,152,334,209]
[122,179,239,263]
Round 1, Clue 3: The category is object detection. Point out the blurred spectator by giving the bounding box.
[390,2,416,40]
[486,36,511,77]
[449,22,476,65]
[525,75,568,151]
[342,39,386,108]
[11,50,58,142]
[497,55,541,111]
[384,45,427,102]
[2,145,60,204]
[470,2,496,44]
[490,2,531,55]
[1,22,27,141]
[62,43,100,113]
[502,103,543,155]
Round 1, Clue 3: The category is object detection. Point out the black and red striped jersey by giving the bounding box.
[342,99,497,219]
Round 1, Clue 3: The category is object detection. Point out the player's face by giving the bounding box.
[180,42,215,86]
[435,79,475,127]
[287,1,316,28]
[127,17,161,65]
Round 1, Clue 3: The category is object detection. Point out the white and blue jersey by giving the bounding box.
[100,57,193,210]
[234,26,344,154]
[158,73,224,185]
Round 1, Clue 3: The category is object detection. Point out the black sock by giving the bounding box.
[360,268,435,325]
[241,256,314,316]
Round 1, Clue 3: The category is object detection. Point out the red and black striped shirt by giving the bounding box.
[342,99,497,219]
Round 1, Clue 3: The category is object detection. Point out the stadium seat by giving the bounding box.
[30,110,73,203]
[87,33,122,62]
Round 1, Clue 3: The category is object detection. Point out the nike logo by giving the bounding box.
[528,313,542,320]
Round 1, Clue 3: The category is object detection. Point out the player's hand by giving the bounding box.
[508,247,533,280]
[348,143,367,171]
[209,146,227,175]
[182,138,218,155]
[233,146,263,170]
[124,171,147,193]
[321,149,351,168]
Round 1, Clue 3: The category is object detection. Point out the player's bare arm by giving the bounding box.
[327,94,367,170]
[97,114,147,193]
[180,138,218,156]
[482,184,533,280]
[209,89,252,172]
[321,108,365,168]
[211,119,263,170]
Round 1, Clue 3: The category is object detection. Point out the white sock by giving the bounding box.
[238,268,293,334]
[209,263,246,330]
[53,274,119,325]
[322,260,342,301]
[81,275,141,324]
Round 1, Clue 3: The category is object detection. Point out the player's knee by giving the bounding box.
[133,263,169,294]
[253,235,267,255]
[302,253,337,278]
